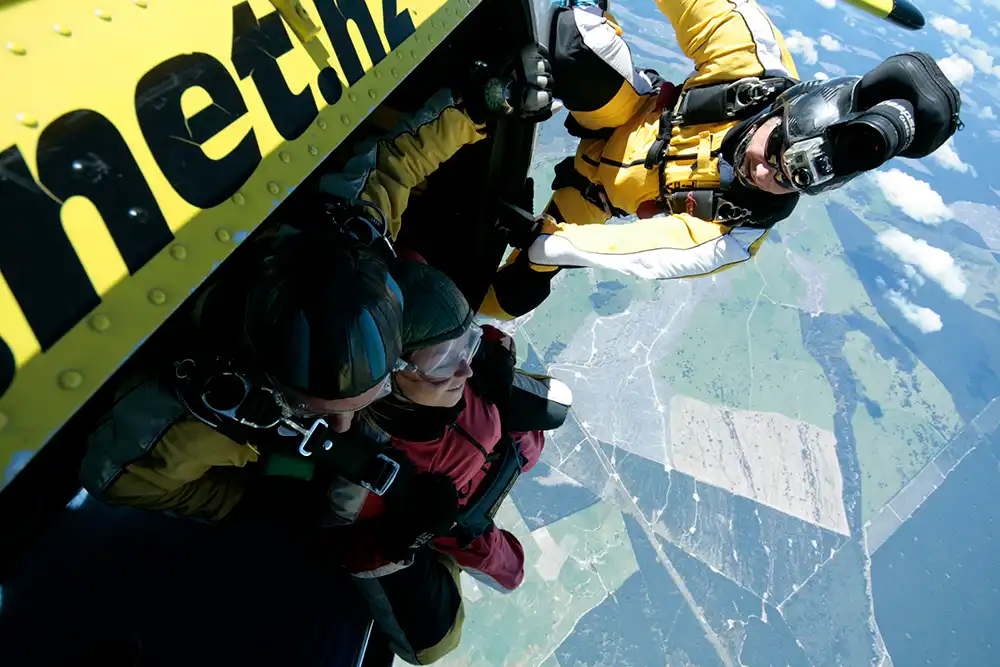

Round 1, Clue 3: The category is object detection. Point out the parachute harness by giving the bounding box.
[643,76,795,226]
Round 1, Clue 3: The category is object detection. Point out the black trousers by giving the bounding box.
[351,548,465,665]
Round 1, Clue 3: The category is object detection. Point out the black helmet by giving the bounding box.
[239,225,404,400]
[735,52,961,195]
[392,259,473,353]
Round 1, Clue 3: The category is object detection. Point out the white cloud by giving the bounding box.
[819,35,842,51]
[821,61,847,76]
[814,0,836,7]
[814,72,830,81]
[786,30,818,65]
[902,263,926,287]
[931,139,971,173]
[930,15,972,39]
[979,106,997,119]
[961,46,995,73]
[878,228,968,298]
[849,45,882,60]
[871,169,953,225]
[937,54,975,86]
[886,290,943,333]
[533,466,584,488]
[955,0,971,9]
[899,157,934,176]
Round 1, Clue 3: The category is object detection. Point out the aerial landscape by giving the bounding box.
[439,0,1000,664]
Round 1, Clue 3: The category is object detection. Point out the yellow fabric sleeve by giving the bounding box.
[655,0,799,89]
[363,106,487,239]
[551,187,613,228]
[103,419,258,522]
[319,90,487,239]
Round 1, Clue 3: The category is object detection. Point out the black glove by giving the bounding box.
[459,44,554,124]
[512,43,555,122]
[468,325,516,412]
[380,471,460,559]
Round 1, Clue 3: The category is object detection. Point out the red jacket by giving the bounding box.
[329,383,544,590]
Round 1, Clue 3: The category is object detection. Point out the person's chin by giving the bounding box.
[441,389,464,407]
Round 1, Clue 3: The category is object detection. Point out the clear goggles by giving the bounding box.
[398,323,483,382]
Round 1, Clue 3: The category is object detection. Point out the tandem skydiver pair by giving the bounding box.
[79,52,568,666]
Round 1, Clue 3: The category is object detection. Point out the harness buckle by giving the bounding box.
[716,199,752,225]
[200,371,286,429]
[278,417,333,457]
[726,77,777,117]
[360,453,401,496]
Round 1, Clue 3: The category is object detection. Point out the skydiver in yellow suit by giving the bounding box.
[316,0,959,320]
[476,0,963,319]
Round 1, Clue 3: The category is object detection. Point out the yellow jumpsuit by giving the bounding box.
[480,0,801,318]
[310,1,800,321]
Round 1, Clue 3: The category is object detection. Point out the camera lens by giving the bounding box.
[833,106,907,174]
[791,168,813,188]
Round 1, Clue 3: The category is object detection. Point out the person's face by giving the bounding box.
[282,375,392,433]
[395,342,475,408]
[742,117,797,196]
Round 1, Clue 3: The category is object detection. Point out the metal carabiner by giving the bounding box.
[278,417,334,457]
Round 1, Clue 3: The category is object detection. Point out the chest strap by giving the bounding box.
[642,76,795,223]
[657,190,755,225]
[645,77,793,170]
[674,76,793,127]
[450,433,526,547]
[175,357,401,497]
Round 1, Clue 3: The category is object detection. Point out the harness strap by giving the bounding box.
[176,358,402,497]
[551,156,629,218]
[674,77,795,127]
[642,77,795,223]
[645,78,790,173]
[660,190,753,225]
[450,434,526,547]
